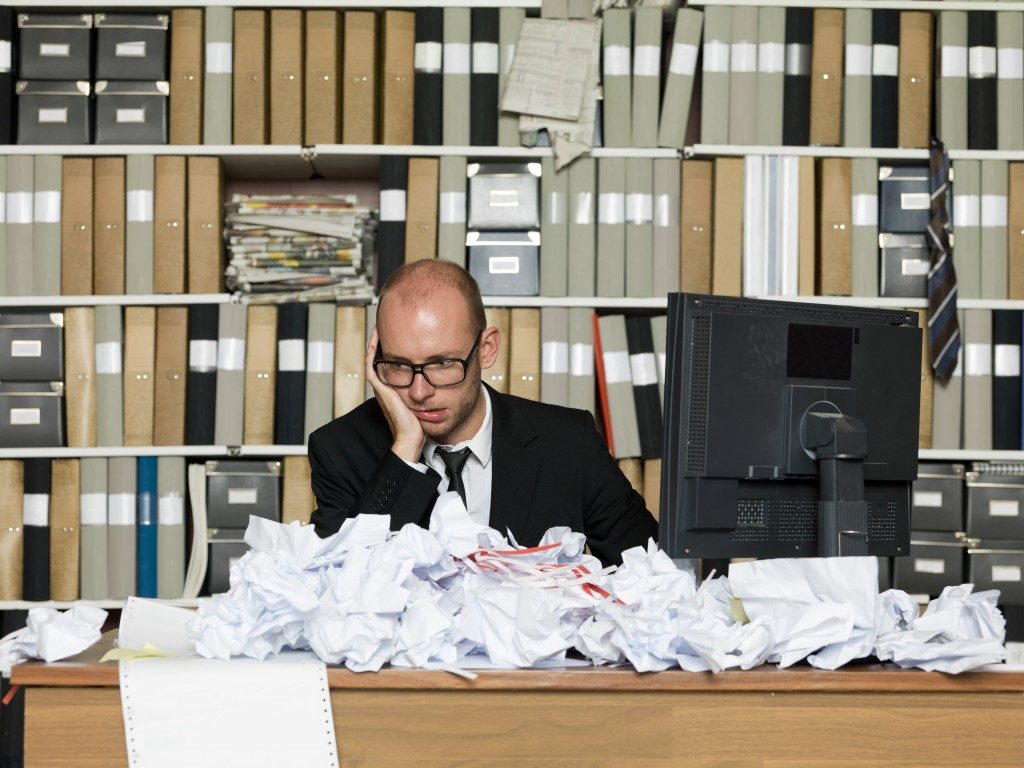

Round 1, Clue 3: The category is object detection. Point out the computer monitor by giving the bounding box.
[659,293,921,560]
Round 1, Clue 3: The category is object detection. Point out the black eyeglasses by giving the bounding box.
[374,335,482,388]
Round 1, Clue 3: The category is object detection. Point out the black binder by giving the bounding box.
[0,9,13,144]
[414,9,443,145]
[993,310,1022,450]
[871,10,899,149]
[470,8,499,146]
[625,316,663,460]
[185,305,218,446]
[968,12,998,150]
[782,9,812,146]
[275,302,308,446]
[377,155,408,290]
[22,458,51,602]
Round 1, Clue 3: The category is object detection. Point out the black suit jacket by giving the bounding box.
[308,384,658,566]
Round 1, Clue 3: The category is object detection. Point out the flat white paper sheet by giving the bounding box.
[120,651,338,768]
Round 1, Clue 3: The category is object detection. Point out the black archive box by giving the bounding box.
[16,80,91,144]
[95,14,169,81]
[467,231,540,296]
[18,14,93,81]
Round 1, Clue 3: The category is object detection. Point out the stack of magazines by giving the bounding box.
[224,194,378,304]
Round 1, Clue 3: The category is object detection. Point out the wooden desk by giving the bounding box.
[12,635,1024,767]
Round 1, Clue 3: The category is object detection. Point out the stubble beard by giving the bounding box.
[416,381,480,445]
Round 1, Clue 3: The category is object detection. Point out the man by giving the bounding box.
[308,260,657,565]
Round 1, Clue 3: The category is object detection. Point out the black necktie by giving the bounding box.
[438,447,471,508]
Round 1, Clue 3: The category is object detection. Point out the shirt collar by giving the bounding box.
[423,385,493,468]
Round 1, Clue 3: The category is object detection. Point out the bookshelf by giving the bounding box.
[689,145,1024,162]
[694,0,1024,10]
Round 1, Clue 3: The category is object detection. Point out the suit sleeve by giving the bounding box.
[308,429,441,538]
[578,411,659,566]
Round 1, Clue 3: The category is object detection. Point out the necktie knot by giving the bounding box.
[439,447,471,507]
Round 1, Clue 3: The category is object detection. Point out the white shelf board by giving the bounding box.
[0,293,231,307]
[0,598,203,610]
[693,0,1024,11]
[919,450,1024,462]
[482,296,669,309]
[20,0,539,6]
[237,445,309,456]
[687,144,931,160]
[0,446,230,459]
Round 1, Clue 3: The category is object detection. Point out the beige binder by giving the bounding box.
[711,158,743,296]
[50,459,81,601]
[154,156,187,294]
[169,8,204,144]
[916,308,934,449]
[619,458,643,495]
[282,456,316,525]
[187,157,224,294]
[123,307,157,446]
[484,307,511,394]
[818,158,852,296]
[809,10,844,146]
[643,458,661,522]
[680,160,712,294]
[898,12,933,150]
[243,304,277,445]
[304,10,340,145]
[269,10,304,145]
[0,460,24,600]
[93,157,125,296]
[153,307,188,446]
[233,10,268,145]
[509,308,541,401]
[334,306,365,418]
[380,10,415,145]
[65,307,97,448]
[61,158,93,295]
[405,158,439,262]
[343,11,378,144]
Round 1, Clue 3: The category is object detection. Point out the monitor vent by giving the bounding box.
[692,295,913,327]
[775,500,816,541]
[869,502,897,542]
[731,499,769,541]
[685,314,711,473]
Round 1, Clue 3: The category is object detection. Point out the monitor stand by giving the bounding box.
[801,411,870,557]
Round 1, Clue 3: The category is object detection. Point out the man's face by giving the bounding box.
[375,288,493,444]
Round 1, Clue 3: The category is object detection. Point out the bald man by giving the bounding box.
[308,261,657,566]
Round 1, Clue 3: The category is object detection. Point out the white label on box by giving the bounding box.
[758,42,784,74]
[80,493,107,526]
[158,494,184,526]
[570,343,594,377]
[953,194,980,227]
[127,190,154,223]
[730,42,757,74]
[489,256,520,275]
[23,494,48,527]
[217,337,245,372]
[942,45,968,78]
[307,341,334,374]
[11,339,42,358]
[965,343,992,377]
[278,339,306,372]
[669,43,699,77]
[902,258,930,277]
[845,43,872,77]
[914,558,946,575]
[634,45,661,77]
[982,195,1008,227]
[999,48,1024,79]
[990,499,1020,518]
[969,46,998,78]
[573,192,593,225]
[116,108,146,124]
[379,189,406,222]
[598,193,625,225]
[0,41,10,73]
[95,341,123,375]
[603,350,632,385]
[414,41,443,72]
[443,43,471,75]
[852,194,878,226]
[996,344,1021,377]
[6,192,32,224]
[542,341,569,375]
[439,192,466,224]
[10,407,40,426]
[39,42,70,58]
[913,490,944,509]
[703,41,730,74]
[488,189,519,208]
[188,339,217,373]
[108,493,136,526]
[603,44,631,77]
[38,107,68,124]
[116,40,147,58]
[472,42,499,74]
[206,42,233,75]
[228,487,258,505]
[872,44,899,76]
[34,191,60,223]
[901,192,930,211]
[993,565,1023,583]
[629,352,658,387]
[626,193,653,225]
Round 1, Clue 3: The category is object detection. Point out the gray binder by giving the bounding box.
[652,158,681,294]
[203,6,233,145]
[5,155,33,297]
[952,159,981,299]
[498,8,525,147]
[95,304,123,447]
[79,457,108,600]
[843,9,873,148]
[364,303,376,400]
[107,456,136,599]
[214,302,246,446]
[125,154,155,295]
[540,156,568,297]
[728,7,758,146]
[32,155,61,296]
[438,155,467,266]
[598,314,641,459]
[997,12,1024,152]
[650,314,667,405]
[755,6,785,146]
[442,7,471,146]
[625,157,654,298]
[0,158,5,296]
[602,8,631,148]
[936,12,968,150]
[540,307,569,407]
[632,6,661,149]
[980,160,1008,300]
[304,303,336,442]
[157,456,186,599]
[596,157,626,298]
[963,308,993,451]
[568,307,595,415]
[851,158,878,297]
[567,156,596,297]
[658,8,703,150]
[931,309,964,449]
[701,7,731,144]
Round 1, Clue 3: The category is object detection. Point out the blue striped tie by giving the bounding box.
[926,138,960,381]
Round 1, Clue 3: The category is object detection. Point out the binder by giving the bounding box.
[156,456,186,599]
[22,458,51,602]
[153,307,188,446]
[981,160,1009,300]
[186,157,224,295]
[94,157,126,296]
[953,159,982,299]
[810,9,844,147]
[963,308,993,451]
[125,154,155,295]
[343,11,378,145]
[742,155,765,297]
[442,8,471,146]
[203,6,233,145]
[213,303,247,447]
[269,9,303,146]
[33,155,61,296]
[123,306,156,446]
[5,156,32,297]
[931,310,964,449]
[233,10,268,145]
[625,316,661,459]
[603,8,632,148]
[509,308,541,401]
[595,314,641,459]
[625,158,654,298]
[993,310,1022,450]
[658,8,703,150]
[275,302,308,446]
[843,9,873,148]
[851,158,879,297]
[304,303,336,442]
[377,156,408,289]
[381,10,416,146]
[243,305,277,445]
[798,156,817,295]
[898,11,933,150]
[701,6,730,145]
[968,12,998,150]
[0,9,12,145]
[783,8,813,146]
[185,304,218,446]
[95,304,124,447]
[136,456,158,599]
[470,8,499,147]
[997,12,1024,152]
[405,157,439,263]
[755,7,785,147]
[567,308,595,415]
[681,159,713,294]
[567,156,596,297]
[50,459,80,601]
[651,314,667,406]
[936,12,969,151]
[61,158,94,295]
[619,459,642,495]
[643,458,661,521]
[632,6,662,149]
[333,306,364,418]
[282,456,315,525]
[153,156,187,294]
[780,156,801,297]
[304,10,340,145]
[818,158,852,296]
[653,158,681,293]
[483,307,510,393]
[728,7,758,147]
[596,157,626,298]
[870,10,899,148]
[1010,163,1024,300]
[0,157,5,296]
[914,309,933,450]
[712,158,743,297]
[169,8,203,145]
[0,460,23,600]
[498,8,526,147]
[437,155,467,266]
[107,456,137,600]
[540,307,569,407]
[540,157,568,296]
[414,8,444,145]
[64,307,96,447]
[79,457,108,600]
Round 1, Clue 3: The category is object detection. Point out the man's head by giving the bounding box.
[375,260,499,444]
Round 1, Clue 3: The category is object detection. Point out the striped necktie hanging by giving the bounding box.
[926,137,961,381]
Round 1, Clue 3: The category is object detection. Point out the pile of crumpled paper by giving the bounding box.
[187,493,1008,675]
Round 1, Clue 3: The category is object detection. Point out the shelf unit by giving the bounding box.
[15,0,541,7]
[688,144,1024,161]
[692,0,1024,10]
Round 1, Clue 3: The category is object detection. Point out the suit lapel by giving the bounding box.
[486,386,541,540]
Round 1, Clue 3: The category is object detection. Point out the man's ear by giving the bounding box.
[479,325,500,370]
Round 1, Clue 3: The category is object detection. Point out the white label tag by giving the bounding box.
[96,341,123,375]
[10,407,40,426]
[872,44,898,76]
[953,194,980,227]
[852,194,878,227]
[206,42,233,75]
[785,43,810,76]
[965,343,992,377]
[990,499,1020,518]
[996,344,1021,377]
[999,48,1024,79]
[439,192,466,224]
[158,494,184,526]
[574,192,593,225]
[982,195,1008,227]
[914,558,946,575]
[571,343,594,377]
[758,42,784,74]
[902,259,930,277]
[942,45,968,78]
[901,192,930,211]
[970,46,998,78]
[658,352,666,382]
[598,192,625,226]
[633,45,661,77]
[188,339,217,373]
[703,40,730,74]
[278,338,306,372]
[38,107,68,124]
[489,256,520,275]
[654,194,677,229]
[629,352,658,387]
[669,43,698,77]
[116,40,147,58]
[80,492,107,526]
[603,44,631,77]
[108,493,136,526]
[6,192,32,224]
[626,193,653,225]
[0,41,10,73]
[127,190,154,223]
[228,487,257,505]
[116,108,146,124]
[444,42,471,75]
[845,43,872,77]
[11,339,42,358]
[488,189,519,208]
[730,42,757,74]
[217,337,245,372]
[33,191,60,224]
[542,341,569,375]
[23,494,49,527]
[993,565,1023,583]
[379,189,406,222]
[472,42,499,74]
[913,490,943,509]
[603,350,632,385]
[307,341,334,374]
[415,41,443,72]
[548,191,566,226]
[40,42,70,57]
[0,193,5,224]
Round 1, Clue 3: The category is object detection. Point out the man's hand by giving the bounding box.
[365,327,425,464]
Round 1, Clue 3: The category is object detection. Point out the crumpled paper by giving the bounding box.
[0,605,108,676]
